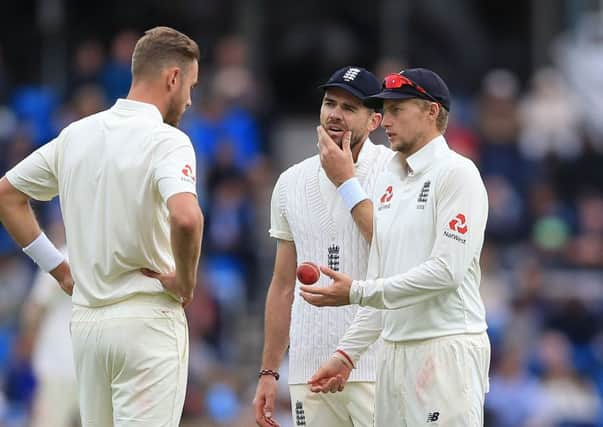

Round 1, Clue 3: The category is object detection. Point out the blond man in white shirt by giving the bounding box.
[253,66,393,427]
[0,26,203,427]
[301,68,490,426]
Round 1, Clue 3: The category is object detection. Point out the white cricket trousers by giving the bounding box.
[375,332,490,427]
[71,294,188,427]
[289,382,375,427]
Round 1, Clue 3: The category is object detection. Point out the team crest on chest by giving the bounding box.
[416,180,430,209]
[328,244,340,271]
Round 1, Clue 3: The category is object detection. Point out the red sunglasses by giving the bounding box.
[383,73,438,103]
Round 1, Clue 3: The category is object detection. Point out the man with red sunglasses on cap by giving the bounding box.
[300,68,490,426]
[253,66,393,427]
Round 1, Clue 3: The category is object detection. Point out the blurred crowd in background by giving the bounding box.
[0,1,602,426]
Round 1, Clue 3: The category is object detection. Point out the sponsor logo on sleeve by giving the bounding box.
[444,213,468,243]
[181,164,196,184]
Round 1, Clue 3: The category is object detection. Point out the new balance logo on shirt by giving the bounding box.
[426,411,440,422]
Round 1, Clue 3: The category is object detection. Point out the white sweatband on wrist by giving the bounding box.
[337,177,368,211]
[22,232,65,272]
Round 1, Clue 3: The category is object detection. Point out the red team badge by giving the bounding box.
[448,213,468,234]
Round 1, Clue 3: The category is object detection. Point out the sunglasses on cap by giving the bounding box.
[383,73,439,104]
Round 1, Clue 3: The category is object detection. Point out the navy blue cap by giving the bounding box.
[369,68,451,111]
[318,66,381,106]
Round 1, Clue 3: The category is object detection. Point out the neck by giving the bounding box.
[127,82,167,121]
[396,129,441,168]
[351,135,369,163]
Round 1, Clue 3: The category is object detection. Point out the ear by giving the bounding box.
[368,111,382,132]
[429,102,440,121]
[165,67,180,91]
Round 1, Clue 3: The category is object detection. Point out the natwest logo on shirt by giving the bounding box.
[181,164,196,183]
[444,213,468,244]
[378,185,393,211]
[448,213,468,234]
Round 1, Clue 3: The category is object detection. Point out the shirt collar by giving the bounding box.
[397,135,449,176]
[112,99,164,123]
[355,137,376,178]
[355,137,375,165]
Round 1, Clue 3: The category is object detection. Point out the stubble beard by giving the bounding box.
[393,137,419,155]
[165,97,184,127]
[333,131,363,149]
[350,132,364,148]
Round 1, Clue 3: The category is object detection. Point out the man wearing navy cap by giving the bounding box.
[253,66,393,427]
[301,68,491,426]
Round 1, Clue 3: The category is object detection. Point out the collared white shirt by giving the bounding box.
[269,138,393,383]
[340,136,488,360]
[6,99,197,307]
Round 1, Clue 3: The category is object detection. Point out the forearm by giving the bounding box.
[170,212,203,298]
[350,256,457,309]
[336,177,373,243]
[0,178,42,246]
[350,199,373,243]
[261,282,294,370]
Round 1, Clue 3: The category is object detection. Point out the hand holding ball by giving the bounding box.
[297,262,320,285]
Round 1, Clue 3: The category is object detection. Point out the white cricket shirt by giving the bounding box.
[270,139,393,384]
[6,99,197,307]
[340,136,488,362]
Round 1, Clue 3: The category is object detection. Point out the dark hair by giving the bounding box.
[131,26,200,80]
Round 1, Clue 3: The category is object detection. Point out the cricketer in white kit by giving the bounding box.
[0,27,203,427]
[301,68,491,427]
[254,66,393,427]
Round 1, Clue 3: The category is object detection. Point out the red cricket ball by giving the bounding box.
[296,262,320,285]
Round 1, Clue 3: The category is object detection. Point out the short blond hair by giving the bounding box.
[415,99,449,133]
[131,26,200,80]
[435,106,449,133]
